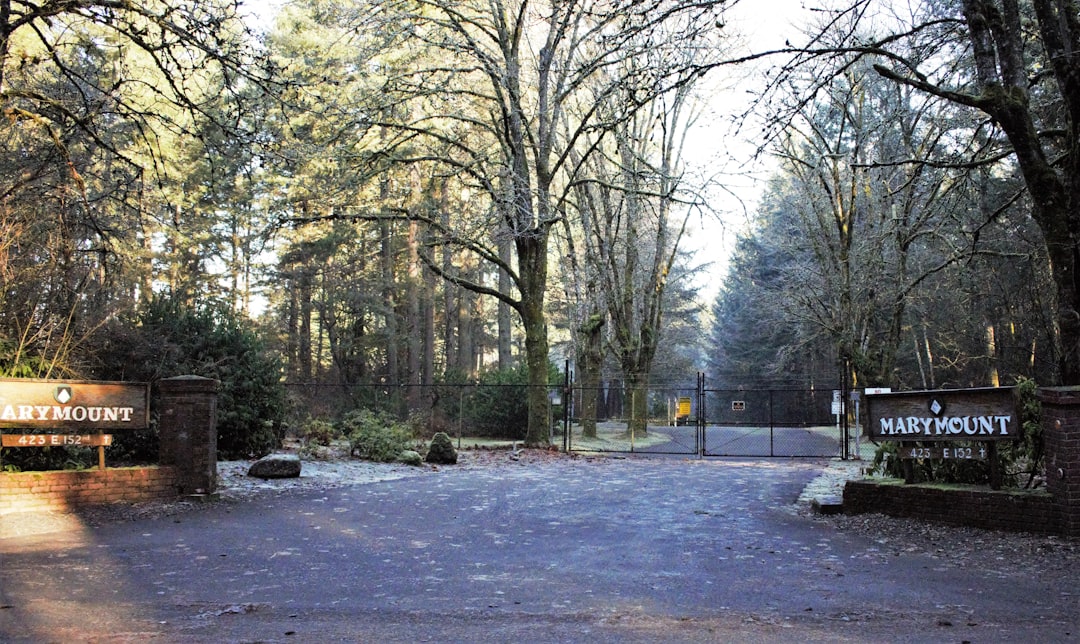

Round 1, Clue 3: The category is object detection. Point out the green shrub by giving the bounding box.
[95,295,288,460]
[870,440,899,478]
[341,409,414,462]
[429,362,563,441]
[460,364,531,440]
[299,417,339,447]
[1006,376,1044,487]
[0,446,95,473]
[0,336,50,378]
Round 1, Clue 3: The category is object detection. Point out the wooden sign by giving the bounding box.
[0,379,149,430]
[2,434,114,447]
[865,387,1017,442]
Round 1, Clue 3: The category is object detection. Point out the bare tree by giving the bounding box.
[756,0,1080,385]
[569,79,706,434]
[717,53,1048,391]
[773,81,984,388]
[338,0,734,443]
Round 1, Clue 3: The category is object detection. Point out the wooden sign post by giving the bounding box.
[0,379,149,471]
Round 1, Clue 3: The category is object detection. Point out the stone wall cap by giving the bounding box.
[1037,386,1080,406]
[159,375,220,392]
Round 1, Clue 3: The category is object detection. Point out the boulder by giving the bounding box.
[425,432,458,465]
[396,450,424,466]
[248,453,302,479]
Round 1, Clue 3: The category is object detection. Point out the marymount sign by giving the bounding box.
[0,378,149,431]
[865,387,1017,442]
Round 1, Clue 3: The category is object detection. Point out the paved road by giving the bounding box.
[1,457,1076,642]
[703,426,841,457]
[621,424,841,457]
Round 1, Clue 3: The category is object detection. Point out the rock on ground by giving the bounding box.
[248,453,302,479]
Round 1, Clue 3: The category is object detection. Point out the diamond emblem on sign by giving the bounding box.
[929,399,943,415]
[54,386,72,404]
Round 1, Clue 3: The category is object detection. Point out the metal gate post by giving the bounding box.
[841,357,851,460]
[696,372,706,457]
[769,389,775,457]
[563,360,572,453]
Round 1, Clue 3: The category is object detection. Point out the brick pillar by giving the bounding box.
[158,375,220,496]
[1038,386,1080,536]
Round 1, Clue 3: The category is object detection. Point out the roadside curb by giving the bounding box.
[798,459,868,514]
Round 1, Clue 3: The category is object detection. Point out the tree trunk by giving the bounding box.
[986,323,1000,387]
[422,255,436,420]
[577,312,604,439]
[961,0,1080,383]
[422,227,437,386]
[517,234,551,446]
[286,289,299,381]
[441,204,458,374]
[498,228,514,369]
[407,220,422,410]
[988,93,1079,383]
[457,283,475,375]
[298,268,313,382]
[380,220,399,384]
[626,372,649,437]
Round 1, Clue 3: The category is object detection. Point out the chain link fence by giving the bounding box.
[284,382,564,445]
[564,383,700,455]
[284,379,846,458]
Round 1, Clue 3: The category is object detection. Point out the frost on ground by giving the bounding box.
[796,459,867,507]
[0,447,567,538]
[216,456,426,499]
[215,447,552,499]
[3,450,1079,589]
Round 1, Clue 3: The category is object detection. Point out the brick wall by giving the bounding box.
[0,375,218,516]
[1040,386,1080,536]
[841,386,1080,537]
[844,479,1059,534]
[0,466,181,515]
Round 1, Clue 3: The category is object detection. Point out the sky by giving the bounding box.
[679,0,815,301]
[240,0,285,32]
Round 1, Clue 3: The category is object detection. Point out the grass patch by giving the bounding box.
[453,437,522,450]
[566,422,674,452]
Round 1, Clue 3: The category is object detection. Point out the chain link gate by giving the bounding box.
[563,375,700,456]
[565,372,844,458]
[700,382,842,457]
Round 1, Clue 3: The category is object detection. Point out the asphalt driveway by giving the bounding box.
[1,457,1077,642]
